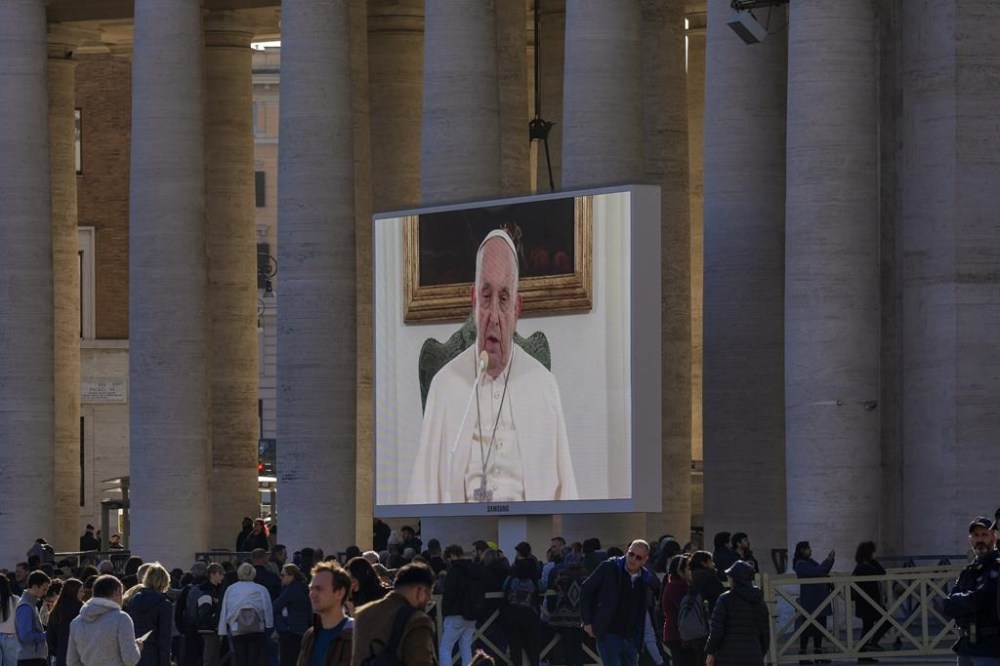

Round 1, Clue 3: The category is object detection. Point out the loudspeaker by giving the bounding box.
[727,11,768,44]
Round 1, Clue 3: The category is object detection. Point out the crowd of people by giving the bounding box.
[2,510,998,666]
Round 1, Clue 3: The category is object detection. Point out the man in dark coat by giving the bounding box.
[943,516,1000,661]
[236,517,253,553]
[580,539,654,666]
[252,549,282,601]
[712,532,737,582]
[79,525,101,552]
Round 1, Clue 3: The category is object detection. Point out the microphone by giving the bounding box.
[444,349,490,502]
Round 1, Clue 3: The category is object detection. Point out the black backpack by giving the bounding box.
[461,572,491,621]
[360,604,416,666]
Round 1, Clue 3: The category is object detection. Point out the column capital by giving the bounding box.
[205,8,279,47]
[368,0,423,35]
[47,22,100,58]
[69,20,134,58]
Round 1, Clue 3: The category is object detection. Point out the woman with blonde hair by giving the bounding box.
[127,562,173,665]
[218,562,273,666]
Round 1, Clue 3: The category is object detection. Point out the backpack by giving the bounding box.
[360,604,416,666]
[232,606,264,636]
[461,572,491,621]
[185,585,215,632]
[505,576,537,609]
[676,590,709,642]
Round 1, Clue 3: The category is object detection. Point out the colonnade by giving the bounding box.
[3,0,999,568]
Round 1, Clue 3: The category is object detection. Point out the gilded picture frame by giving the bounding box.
[403,195,593,323]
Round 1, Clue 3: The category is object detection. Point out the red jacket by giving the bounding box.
[660,574,689,642]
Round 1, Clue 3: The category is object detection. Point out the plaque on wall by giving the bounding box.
[81,378,128,404]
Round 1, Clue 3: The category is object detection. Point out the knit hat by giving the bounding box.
[725,560,755,585]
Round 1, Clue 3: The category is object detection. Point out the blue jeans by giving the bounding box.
[0,634,17,666]
[596,633,639,666]
[439,615,475,666]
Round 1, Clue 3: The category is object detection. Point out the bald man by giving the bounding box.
[408,230,577,504]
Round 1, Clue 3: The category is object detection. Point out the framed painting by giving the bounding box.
[402,195,593,322]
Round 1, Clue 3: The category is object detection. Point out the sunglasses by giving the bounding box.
[626,551,646,560]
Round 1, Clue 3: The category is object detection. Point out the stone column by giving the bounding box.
[785,2,879,562]
[48,26,83,553]
[702,0,788,566]
[367,0,423,212]
[277,0,357,554]
[364,6,417,531]
[421,0,501,204]
[898,1,1000,554]
[203,11,260,549]
[419,0,504,547]
[496,0,529,194]
[561,0,646,547]
[561,1,644,189]
[350,0,374,548]
[129,0,210,566]
[640,0,691,542]
[534,0,565,192]
[0,0,53,567]
[685,7,706,529]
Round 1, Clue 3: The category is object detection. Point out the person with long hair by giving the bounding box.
[128,563,173,666]
[852,541,889,659]
[685,550,724,666]
[792,541,835,664]
[273,564,309,666]
[661,554,696,666]
[240,519,270,552]
[45,578,83,666]
[345,557,391,610]
[0,575,18,666]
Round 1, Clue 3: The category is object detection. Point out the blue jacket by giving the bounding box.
[794,556,835,618]
[15,592,48,660]
[273,580,311,635]
[127,588,172,666]
[579,556,654,644]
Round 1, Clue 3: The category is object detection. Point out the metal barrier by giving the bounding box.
[194,551,252,566]
[762,563,964,665]
[54,550,132,574]
[431,591,602,666]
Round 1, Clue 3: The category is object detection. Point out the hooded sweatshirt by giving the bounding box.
[67,597,141,666]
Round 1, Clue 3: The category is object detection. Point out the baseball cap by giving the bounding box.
[969,516,992,533]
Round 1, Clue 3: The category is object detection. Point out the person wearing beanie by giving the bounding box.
[704,561,769,666]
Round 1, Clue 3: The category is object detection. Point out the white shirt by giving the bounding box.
[464,365,525,502]
[409,345,577,503]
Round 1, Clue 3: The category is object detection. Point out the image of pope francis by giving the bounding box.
[407,229,579,504]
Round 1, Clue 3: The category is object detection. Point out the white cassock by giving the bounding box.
[407,344,578,503]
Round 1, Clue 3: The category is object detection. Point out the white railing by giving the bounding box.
[761,564,964,665]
